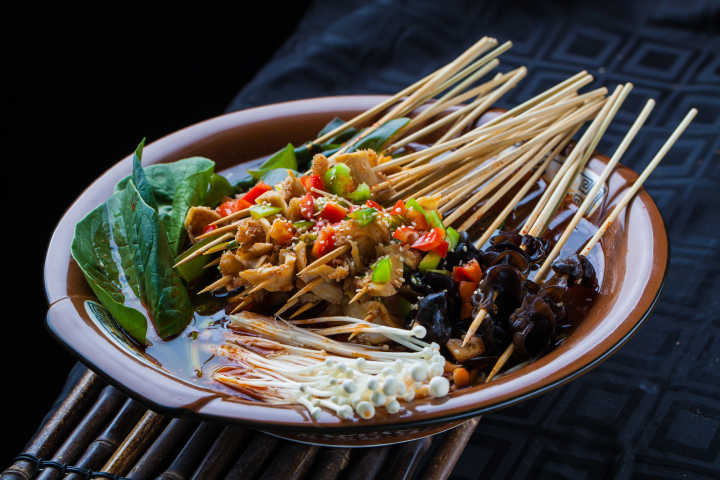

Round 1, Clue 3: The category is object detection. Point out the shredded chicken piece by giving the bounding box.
[279,171,307,202]
[348,239,364,272]
[219,251,243,277]
[286,197,304,222]
[330,150,397,203]
[360,299,405,329]
[239,254,296,292]
[312,153,330,179]
[294,241,308,271]
[246,243,274,256]
[184,206,221,244]
[308,264,350,282]
[312,281,344,305]
[256,190,289,217]
[335,219,391,259]
[236,219,266,246]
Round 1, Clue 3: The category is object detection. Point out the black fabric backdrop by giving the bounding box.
[29,1,720,478]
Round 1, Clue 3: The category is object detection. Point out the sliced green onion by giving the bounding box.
[427,269,451,276]
[293,221,314,230]
[418,252,442,273]
[348,207,377,227]
[249,205,282,219]
[324,163,353,196]
[445,227,460,251]
[371,257,392,283]
[347,182,370,202]
[428,210,445,231]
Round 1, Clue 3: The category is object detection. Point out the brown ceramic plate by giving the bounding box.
[44,96,668,445]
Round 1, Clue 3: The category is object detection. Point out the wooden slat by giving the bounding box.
[35,386,126,480]
[101,411,170,477]
[344,446,392,480]
[126,418,199,480]
[223,433,282,480]
[258,442,321,480]
[420,417,481,480]
[385,437,433,480]
[1,369,105,480]
[64,397,147,479]
[189,426,255,480]
[310,448,352,480]
[158,422,225,480]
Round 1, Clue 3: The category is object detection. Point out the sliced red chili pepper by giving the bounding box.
[393,225,421,245]
[201,224,217,235]
[411,227,445,252]
[300,193,314,220]
[431,240,449,257]
[365,199,384,210]
[217,197,252,217]
[242,182,273,204]
[460,302,474,320]
[317,202,348,223]
[390,200,407,215]
[311,226,336,258]
[458,281,479,302]
[460,259,483,283]
[300,174,325,197]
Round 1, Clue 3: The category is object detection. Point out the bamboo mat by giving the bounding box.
[2,370,479,480]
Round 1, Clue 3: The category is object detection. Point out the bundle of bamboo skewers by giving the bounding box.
[185,36,695,420]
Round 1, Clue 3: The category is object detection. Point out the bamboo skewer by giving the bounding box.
[209,207,251,226]
[473,126,580,248]
[203,257,221,269]
[196,221,241,240]
[532,98,655,282]
[350,287,369,304]
[528,84,630,237]
[520,85,624,235]
[379,88,606,178]
[332,38,498,156]
[275,298,299,317]
[198,275,232,295]
[289,301,320,319]
[460,92,617,346]
[484,108,696,381]
[456,132,569,232]
[298,245,352,276]
[288,277,326,302]
[230,297,254,314]
[580,108,697,257]
[174,233,233,268]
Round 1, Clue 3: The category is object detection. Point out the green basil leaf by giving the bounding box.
[294,144,318,171]
[71,202,148,343]
[116,157,215,256]
[318,117,358,145]
[259,168,300,188]
[346,118,410,153]
[232,174,256,194]
[205,174,236,209]
[120,180,193,339]
[247,144,297,180]
[130,139,158,211]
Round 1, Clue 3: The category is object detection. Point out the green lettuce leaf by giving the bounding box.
[205,173,236,209]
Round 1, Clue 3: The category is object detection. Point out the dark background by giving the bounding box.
[5,0,720,478]
[3,1,311,466]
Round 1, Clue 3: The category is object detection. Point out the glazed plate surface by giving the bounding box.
[44,96,668,445]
